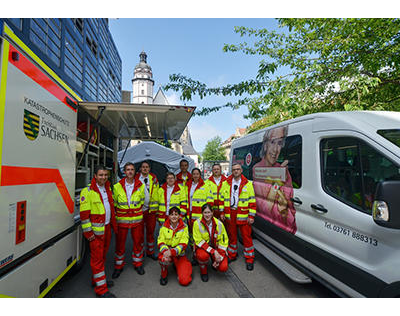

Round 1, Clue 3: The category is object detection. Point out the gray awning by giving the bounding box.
[79,101,196,141]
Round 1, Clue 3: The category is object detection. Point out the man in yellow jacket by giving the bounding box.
[80,165,117,298]
[193,203,229,282]
[157,206,192,286]
[204,163,228,220]
[223,163,257,271]
[112,162,146,278]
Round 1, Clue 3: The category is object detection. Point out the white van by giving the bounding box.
[230,111,400,297]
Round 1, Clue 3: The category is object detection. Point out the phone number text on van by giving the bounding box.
[324,221,378,247]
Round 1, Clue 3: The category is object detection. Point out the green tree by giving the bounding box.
[166,19,400,131]
[202,136,226,161]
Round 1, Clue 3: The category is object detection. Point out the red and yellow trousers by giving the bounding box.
[226,209,255,263]
[114,222,144,270]
[89,224,112,295]
[143,210,156,255]
[158,253,192,286]
[195,248,228,275]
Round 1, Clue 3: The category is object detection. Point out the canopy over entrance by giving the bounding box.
[79,101,195,141]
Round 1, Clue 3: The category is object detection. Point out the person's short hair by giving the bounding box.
[169,206,181,215]
[212,163,221,169]
[232,163,242,169]
[192,168,201,176]
[165,172,175,179]
[94,165,108,175]
[124,162,135,171]
[180,159,189,166]
[260,125,288,158]
[140,160,151,169]
[201,203,213,213]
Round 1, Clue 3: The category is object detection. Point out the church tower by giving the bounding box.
[132,51,154,104]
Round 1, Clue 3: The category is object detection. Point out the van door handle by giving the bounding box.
[290,197,302,205]
[311,204,328,213]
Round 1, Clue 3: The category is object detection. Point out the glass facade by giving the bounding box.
[1,18,122,102]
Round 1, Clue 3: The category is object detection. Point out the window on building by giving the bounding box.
[73,18,84,34]
[141,90,145,95]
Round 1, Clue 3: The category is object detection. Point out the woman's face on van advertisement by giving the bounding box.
[264,127,286,166]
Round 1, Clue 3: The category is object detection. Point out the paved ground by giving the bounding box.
[47,228,337,298]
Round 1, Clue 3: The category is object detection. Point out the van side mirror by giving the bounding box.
[373,181,400,229]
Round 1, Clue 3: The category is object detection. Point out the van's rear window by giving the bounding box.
[377,129,400,148]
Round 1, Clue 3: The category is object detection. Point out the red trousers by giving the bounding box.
[114,223,144,269]
[195,248,228,275]
[89,224,112,295]
[143,211,156,255]
[226,209,255,263]
[158,253,192,286]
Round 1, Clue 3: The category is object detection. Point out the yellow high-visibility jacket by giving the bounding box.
[185,178,214,223]
[79,178,116,239]
[157,218,189,257]
[157,182,187,223]
[205,175,228,212]
[193,216,229,255]
[222,174,256,224]
[135,172,159,213]
[113,177,145,227]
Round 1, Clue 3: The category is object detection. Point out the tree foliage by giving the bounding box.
[202,136,226,161]
[165,19,400,130]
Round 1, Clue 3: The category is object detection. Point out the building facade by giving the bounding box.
[221,127,247,161]
[2,18,122,103]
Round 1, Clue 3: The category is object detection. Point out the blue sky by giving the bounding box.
[108,18,280,153]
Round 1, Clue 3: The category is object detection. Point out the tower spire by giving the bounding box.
[139,51,147,63]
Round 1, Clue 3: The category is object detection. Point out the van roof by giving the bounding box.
[233,111,400,147]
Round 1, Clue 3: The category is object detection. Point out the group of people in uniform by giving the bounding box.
[79,159,256,298]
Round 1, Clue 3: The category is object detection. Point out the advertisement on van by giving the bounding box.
[232,125,301,235]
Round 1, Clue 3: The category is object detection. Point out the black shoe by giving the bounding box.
[246,262,254,271]
[200,274,209,282]
[112,268,123,279]
[135,265,145,275]
[147,253,158,261]
[160,276,168,286]
[96,291,116,298]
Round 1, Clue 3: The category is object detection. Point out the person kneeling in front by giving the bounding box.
[157,206,192,286]
[193,203,229,282]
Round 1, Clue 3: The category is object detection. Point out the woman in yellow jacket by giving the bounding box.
[193,203,229,282]
[157,172,187,224]
[157,206,192,286]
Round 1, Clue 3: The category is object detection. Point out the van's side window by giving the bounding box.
[321,137,400,214]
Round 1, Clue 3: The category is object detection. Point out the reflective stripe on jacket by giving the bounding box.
[185,178,214,222]
[135,172,159,213]
[113,178,145,227]
[223,174,256,223]
[157,218,189,257]
[193,217,229,255]
[205,175,227,212]
[79,177,116,239]
[157,182,187,223]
